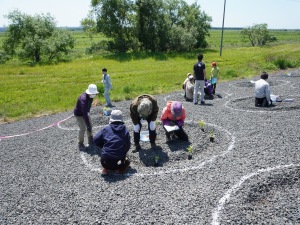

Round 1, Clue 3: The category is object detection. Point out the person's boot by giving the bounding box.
[88,136,94,146]
[133,143,141,153]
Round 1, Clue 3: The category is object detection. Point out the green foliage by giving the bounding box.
[240,24,277,46]
[187,145,193,154]
[84,0,211,53]
[198,120,205,129]
[2,10,75,63]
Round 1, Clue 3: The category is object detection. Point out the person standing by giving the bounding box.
[160,101,188,142]
[130,94,159,152]
[74,84,99,149]
[193,53,207,105]
[101,68,112,107]
[93,110,131,176]
[255,72,272,107]
[210,61,220,95]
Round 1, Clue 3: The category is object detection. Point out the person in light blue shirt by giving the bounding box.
[255,72,272,107]
[101,68,112,107]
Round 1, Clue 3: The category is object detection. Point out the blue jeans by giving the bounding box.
[104,88,111,106]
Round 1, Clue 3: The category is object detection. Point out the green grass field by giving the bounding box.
[1,29,300,122]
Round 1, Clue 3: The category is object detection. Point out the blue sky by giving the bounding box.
[0,0,299,29]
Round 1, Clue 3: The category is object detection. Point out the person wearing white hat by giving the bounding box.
[74,84,99,149]
[94,110,131,175]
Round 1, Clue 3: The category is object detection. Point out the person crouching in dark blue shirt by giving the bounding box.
[94,110,131,176]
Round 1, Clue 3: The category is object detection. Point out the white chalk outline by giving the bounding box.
[80,122,236,177]
[211,163,300,225]
[0,115,73,140]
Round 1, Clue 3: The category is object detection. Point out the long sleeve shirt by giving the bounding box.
[255,79,271,103]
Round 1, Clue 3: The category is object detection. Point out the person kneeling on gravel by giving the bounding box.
[160,101,188,142]
[93,110,131,176]
[74,84,99,150]
[255,72,272,107]
[130,94,159,152]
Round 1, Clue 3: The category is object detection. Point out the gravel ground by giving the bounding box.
[0,69,299,225]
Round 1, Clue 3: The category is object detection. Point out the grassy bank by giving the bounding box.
[1,29,300,123]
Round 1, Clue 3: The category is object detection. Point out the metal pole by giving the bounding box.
[220,0,226,56]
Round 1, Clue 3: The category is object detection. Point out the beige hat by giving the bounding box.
[137,98,152,118]
[109,110,123,123]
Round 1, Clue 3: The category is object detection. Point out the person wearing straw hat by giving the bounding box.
[130,94,159,152]
[94,110,131,176]
[160,101,188,142]
[74,84,99,150]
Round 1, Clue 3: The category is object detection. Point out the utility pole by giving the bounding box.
[220,0,226,56]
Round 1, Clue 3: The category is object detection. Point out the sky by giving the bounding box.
[0,0,300,29]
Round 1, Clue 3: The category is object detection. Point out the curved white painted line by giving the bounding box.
[0,115,73,140]
[211,163,300,225]
[225,95,300,113]
[80,122,236,177]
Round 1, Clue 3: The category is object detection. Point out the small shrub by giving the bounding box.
[273,59,293,69]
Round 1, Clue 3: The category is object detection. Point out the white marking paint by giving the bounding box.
[211,163,300,225]
[0,115,73,140]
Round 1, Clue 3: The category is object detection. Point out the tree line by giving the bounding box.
[0,0,277,64]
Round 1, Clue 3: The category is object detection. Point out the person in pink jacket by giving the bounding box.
[160,101,188,142]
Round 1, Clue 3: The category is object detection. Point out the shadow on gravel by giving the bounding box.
[138,146,169,167]
[80,145,101,156]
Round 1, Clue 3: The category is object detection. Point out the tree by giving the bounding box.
[2,10,75,63]
[136,0,170,52]
[85,0,212,53]
[88,0,136,53]
[240,23,277,46]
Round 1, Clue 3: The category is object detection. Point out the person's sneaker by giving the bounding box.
[78,143,86,151]
[194,102,198,105]
[150,142,156,149]
[200,101,205,105]
[116,160,130,174]
[133,143,141,153]
[101,168,109,176]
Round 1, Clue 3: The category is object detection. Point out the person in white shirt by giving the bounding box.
[255,72,272,107]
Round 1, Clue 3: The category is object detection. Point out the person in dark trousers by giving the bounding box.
[93,110,131,176]
[160,101,188,142]
[74,84,99,150]
[255,72,272,107]
[130,94,159,152]
[193,53,207,105]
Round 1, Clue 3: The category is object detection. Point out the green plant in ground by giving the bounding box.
[209,130,214,138]
[187,145,193,154]
[198,120,205,131]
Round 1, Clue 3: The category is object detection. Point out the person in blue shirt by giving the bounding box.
[94,110,131,176]
[74,84,99,149]
[101,68,112,107]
